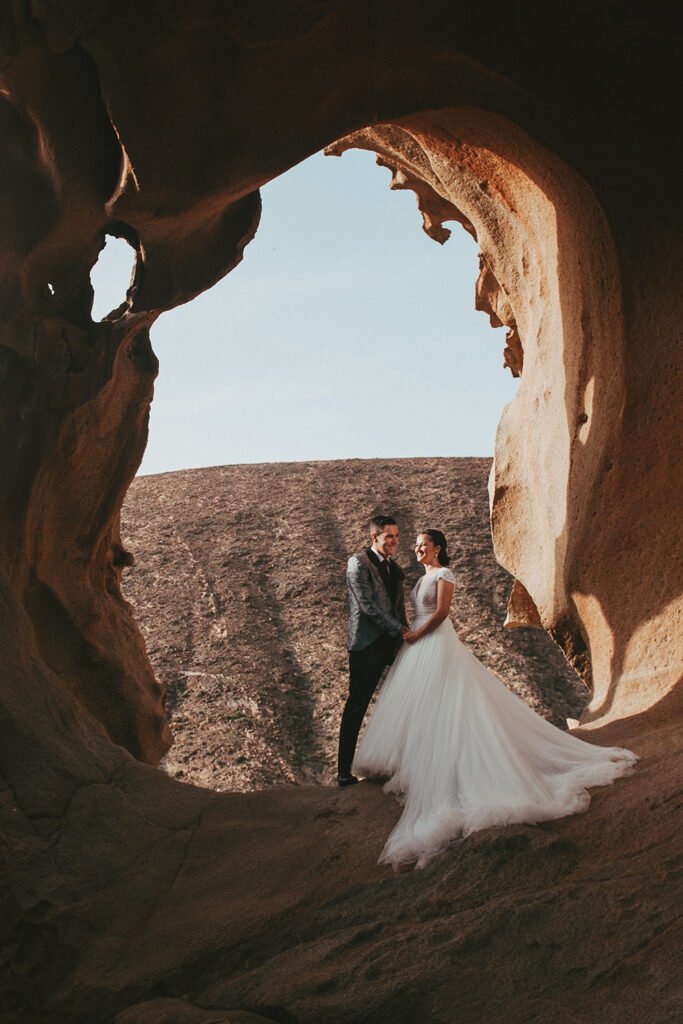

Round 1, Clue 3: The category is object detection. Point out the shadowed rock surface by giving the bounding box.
[121,458,588,791]
[2,693,681,1024]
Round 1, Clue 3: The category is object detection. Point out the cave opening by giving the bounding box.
[3,96,620,779]
[114,138,605,794]
[128,147,518,477]
[91,234,137,321]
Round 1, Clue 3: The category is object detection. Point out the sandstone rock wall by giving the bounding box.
[2,2,679,757]
[0,3,681,1020]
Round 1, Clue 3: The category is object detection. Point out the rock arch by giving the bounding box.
[0,3,681,1019]
[2,3,679,767]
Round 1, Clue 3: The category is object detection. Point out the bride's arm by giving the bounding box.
[404,580,454,643]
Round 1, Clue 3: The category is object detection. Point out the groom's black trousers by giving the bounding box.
[338,634,397,775]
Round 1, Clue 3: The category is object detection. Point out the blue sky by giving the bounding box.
[91,149,517,476]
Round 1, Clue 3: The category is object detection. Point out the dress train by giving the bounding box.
[353,568,637,868]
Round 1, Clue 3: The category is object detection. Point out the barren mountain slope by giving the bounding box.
[121,458,587,791]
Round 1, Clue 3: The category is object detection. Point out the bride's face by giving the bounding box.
[415,534,440,567]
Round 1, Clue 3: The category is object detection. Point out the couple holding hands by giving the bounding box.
[336,514,636,869]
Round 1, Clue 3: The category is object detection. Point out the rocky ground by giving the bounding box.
[2,459,679,1024]
[121,457,587,791]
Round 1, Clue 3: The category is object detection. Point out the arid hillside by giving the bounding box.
[121,457,587,791]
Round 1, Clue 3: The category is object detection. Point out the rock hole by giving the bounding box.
[140,149,517,475]
[90,235,137,321]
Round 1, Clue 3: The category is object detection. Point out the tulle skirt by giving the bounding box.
[353,618,637,869]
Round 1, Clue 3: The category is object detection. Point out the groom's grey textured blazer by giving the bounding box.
[347,550,407,651]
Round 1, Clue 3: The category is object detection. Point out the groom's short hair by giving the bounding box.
[370,514,397,535]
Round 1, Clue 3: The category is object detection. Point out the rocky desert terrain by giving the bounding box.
[99,459,679,1024]
[121,457,587,792]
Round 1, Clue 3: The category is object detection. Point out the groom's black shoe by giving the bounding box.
[337,772,359,788]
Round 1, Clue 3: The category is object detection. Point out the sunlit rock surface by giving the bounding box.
[0,2,681,1021]
[120,459,587,792]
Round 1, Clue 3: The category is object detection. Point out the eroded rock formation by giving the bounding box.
[0,2,681,1021]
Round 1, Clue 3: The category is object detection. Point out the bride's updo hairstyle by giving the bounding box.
[423,529,450,566]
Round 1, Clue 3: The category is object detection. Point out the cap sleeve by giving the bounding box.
[437,567,456,584]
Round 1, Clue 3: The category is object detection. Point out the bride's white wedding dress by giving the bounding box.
[353,566,637,869]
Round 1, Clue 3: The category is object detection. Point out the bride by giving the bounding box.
[353,529,637,869]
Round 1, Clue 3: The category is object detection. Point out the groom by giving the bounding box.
[337,514,408,787]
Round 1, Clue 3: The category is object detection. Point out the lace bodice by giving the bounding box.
[410,567,456,626]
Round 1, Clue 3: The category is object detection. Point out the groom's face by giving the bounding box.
[373,525,399,558]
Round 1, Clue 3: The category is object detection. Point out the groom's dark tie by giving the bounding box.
[380,558,391,588]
